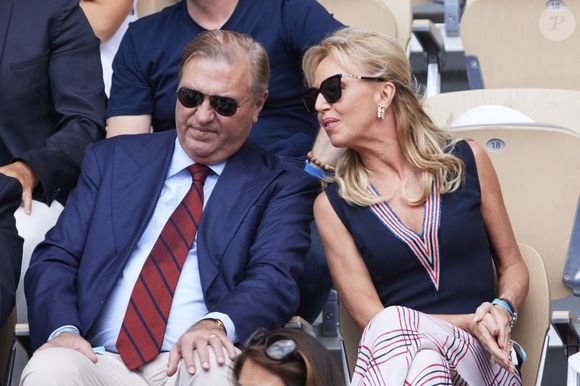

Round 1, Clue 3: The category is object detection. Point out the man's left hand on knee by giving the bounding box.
[166,319,237,376]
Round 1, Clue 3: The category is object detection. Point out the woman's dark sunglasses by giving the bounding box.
[245,328,301,362]
[176,87,250,117]
[302,73,383,113]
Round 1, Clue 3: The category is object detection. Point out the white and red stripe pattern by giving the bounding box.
[368,182,441,290]
[351,306,521,386]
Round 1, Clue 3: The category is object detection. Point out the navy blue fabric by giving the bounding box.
[0,0,106,204]
[326,141,495,315]
[0,174,23,326]
[107,0,343,159]
[25,131,319,350]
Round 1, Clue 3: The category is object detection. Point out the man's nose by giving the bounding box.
[194,97,216,123]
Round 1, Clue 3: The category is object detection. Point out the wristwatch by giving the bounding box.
[203,318,227,334]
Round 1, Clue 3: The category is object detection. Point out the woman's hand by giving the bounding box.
[470,301,515,372]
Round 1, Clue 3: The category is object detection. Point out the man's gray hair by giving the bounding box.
[180,30,270,101]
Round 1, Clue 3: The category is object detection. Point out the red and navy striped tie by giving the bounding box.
[116,164,211,370]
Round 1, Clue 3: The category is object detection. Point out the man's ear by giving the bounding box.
[252,91,268,123]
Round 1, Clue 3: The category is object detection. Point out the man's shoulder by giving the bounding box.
[89,131,176,157]
[233,141,318,185]
[10,0,82,26]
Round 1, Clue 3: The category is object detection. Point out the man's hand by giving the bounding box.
[0,161,38,214]
[166,319,237,376]
[37,333,97,363]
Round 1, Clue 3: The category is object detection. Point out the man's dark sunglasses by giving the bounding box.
[302,73,383,113]
[176,87,251,117]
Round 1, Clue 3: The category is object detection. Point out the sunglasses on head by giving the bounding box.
[176,87,251,117]
[302,73,384,113]
[245,328,302,363]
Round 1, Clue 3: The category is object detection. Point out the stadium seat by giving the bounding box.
[4,201,64,382]
[13,201,63,333]
[450,124,580,301]
[460,0,580,89]
[423,88,580,134]
[317,0,412,49]
[339,243,550,386]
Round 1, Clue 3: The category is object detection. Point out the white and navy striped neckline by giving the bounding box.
[368,181,442,290]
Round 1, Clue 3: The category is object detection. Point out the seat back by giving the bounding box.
[339,244,551,385]
[511,244,551,386]
[423,88,580,135]
[451,125,580,300]
[14,201,63,326]
[136,0,177,17]
[317,0,412,49]
[339,300,359,376]
[460,0,580,89]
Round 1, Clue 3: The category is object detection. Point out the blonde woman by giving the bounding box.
[304,28,528,385]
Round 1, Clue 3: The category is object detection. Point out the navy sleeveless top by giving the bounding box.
[326,141,495,315]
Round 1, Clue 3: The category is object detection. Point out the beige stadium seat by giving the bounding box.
[317,0,412,49]
[339,243,551,386]
[136,0,177,17]
[451,125,580,301]
[461,0,580,89]
[511,244,551,386]
[423,88,580,134]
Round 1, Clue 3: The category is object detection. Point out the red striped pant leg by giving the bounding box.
[350,306,522,386]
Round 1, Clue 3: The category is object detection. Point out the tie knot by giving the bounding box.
[187,164,211,183]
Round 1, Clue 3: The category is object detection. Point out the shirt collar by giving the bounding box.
[168,138,226,178]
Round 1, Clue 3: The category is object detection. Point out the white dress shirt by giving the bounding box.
[88,138,236,352]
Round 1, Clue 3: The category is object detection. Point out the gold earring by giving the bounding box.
[377,104,385,120]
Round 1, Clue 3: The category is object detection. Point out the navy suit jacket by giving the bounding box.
[0,174,23,325]
[25,131,319,350]
[0,0,106,204]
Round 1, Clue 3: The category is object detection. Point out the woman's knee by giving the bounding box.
[369,305,417,327]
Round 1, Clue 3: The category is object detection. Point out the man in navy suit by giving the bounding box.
[0,0,105,211]
[0,0,104,353]
[21,30,318,385]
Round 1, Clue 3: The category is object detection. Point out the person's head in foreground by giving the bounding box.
[233,328,345,386]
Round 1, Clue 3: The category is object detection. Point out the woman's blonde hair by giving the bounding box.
[303,28,463,206]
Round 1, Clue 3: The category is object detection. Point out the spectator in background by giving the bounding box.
[106,0,342,165]
[106,0,343,323]
[0,0,104,357]
[305,28,528,384]
[0,175,22,327]
[234,328,345,386]
[80,0,137,96]
[0,0,105,212]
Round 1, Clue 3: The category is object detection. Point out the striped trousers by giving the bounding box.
[351,306,522,386]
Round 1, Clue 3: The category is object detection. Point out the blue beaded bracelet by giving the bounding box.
[491,298,514,317]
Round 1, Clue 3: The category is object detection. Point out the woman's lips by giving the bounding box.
[322,117,339,131]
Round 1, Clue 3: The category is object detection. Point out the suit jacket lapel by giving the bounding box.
[196,142,281,291]
[0,1,13,63]
[111,132,176,260]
